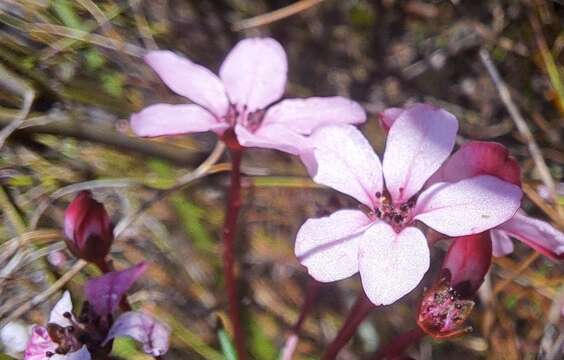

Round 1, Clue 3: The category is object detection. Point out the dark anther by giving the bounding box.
[63,312,72,319]
[46,351,54,357]
[400,203,409,211]
[375,192,381,198]
[374,208,382,218]
[455,303,462,309]
[393,214,403,223]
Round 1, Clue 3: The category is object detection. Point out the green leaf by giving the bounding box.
[218,328,238,360]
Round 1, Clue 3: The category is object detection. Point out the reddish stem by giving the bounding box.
[371,327,425,360]
[94,258,132,312]
[322,292,375,360]
[223,146,246,359]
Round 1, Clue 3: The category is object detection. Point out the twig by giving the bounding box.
[0,112,203,166]
[27,23,145,58]
[479,48,558,204]
[0,259,88,327]
[493,251,541,295]
[113,142,227,237]
[233,0,325,31]
[129,0,158,50]
[0,63,35,148]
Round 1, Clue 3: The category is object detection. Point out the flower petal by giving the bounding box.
[130,104,227,137]
[24,326,56,360]
[104,312,170,357]
[300,125,383,207]
[295,209,372,282]
[383,104,458,203]
[428,141,521,186]
[442,233,492,297]
[144,51,228,116]
[48,291,74,327]
[496,212,564,261]
[490,229,514,257]
[65,347,92,360]
[219,38,287,112]
[358,223,430,305]
[415,175,522,237]
[379,107,404,132]
[84,262,149,317]
[262,97,366,134]
[234,123,310,155]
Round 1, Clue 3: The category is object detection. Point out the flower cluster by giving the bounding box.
[22,36,562,360]
[24,263,169,359]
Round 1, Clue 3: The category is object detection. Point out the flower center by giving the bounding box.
[372,191,416,229]
[225,104,265,132]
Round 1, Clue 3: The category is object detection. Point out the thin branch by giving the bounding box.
[0,113,203,166]
[479,48,558,204]
[233,0,325,31]
[0,260,88,327]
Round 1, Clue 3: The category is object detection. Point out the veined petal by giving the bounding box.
[24,326,56,360]
[144,51,228,117]
[48,291,74,327]
[300,125,383,207]
[490,228,515,257]
[383,104,458,203]
[104,312,170,356]
[130,104,228,137]
[262,97,366,134]
[429,141,521,186]
[496,212,564,261]
[234,123,310,155]
[85,262,149,317]
[295,209,372,282]
[358,223,430,305]
[415,175,522,237]
[219,38,287,112]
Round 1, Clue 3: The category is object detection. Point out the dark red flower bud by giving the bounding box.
[64,191,113,263]
[417,233,492,339]
[442,233,492,298]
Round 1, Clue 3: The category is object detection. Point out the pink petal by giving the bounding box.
[490,229,514,257]
[442,233,492,297]
[234,123,310,155]
[24,326,57,360]
[130,104,227,137]
[48,291,74,327]
[496,212,564,261]
[262,97,366,135]
[104,312,170,356]
[219,38,287,112]
[415,175,522,237]
[144,51,228,117]
[300,125,383,207]
[383,104,458,203]
[379,107,404,132]
[358,223,430,305]
[295,209,372,282]
[84,262,149,317]
[429,141,521,186]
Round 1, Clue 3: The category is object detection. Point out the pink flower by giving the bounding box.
[427,140,564,261]
[295,104,522,305]
[130,38,365,153]
[24,292,91,360]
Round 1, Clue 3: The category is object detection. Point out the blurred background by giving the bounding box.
[0,0,563,359]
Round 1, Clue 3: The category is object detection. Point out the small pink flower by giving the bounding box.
[428,140,564,261]
[24,292,91,360]
[295,104,522,305]
[130,38,366,153]
[64,191,113,264]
